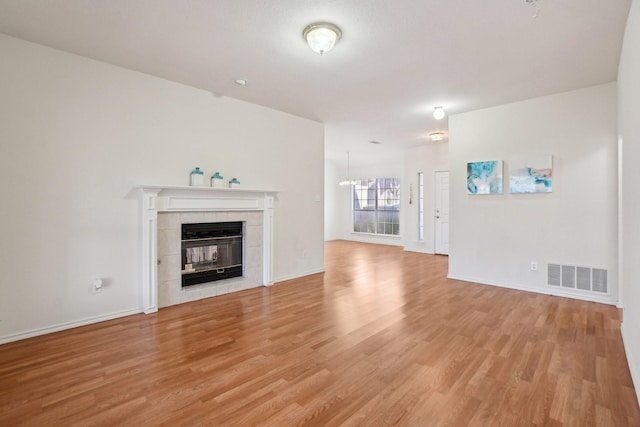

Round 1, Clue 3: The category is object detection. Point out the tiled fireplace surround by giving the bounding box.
[138,186,276,314]
[157,211,263,307]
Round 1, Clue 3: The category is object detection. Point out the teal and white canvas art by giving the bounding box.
[467,160,503,194]
[509,155,553,193]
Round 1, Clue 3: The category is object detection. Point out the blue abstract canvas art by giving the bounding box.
[467,160,503,194]
[509,155,553,193]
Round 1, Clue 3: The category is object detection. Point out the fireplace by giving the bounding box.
[181,221,243,287]
[138,185,276,313]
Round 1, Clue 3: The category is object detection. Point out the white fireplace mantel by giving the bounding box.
[138,185,278,314]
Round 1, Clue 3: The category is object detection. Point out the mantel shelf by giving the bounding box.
[139,185,279,195]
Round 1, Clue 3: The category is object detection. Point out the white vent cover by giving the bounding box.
[576,267,591,290]
[548,263,608,294]
[592,269,608,293]
[548,264,561,287]
[561,265,576,288]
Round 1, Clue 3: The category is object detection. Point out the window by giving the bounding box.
[418,172,424,240]
[353,178,400,235]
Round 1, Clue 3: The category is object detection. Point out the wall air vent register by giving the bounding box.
[547,263,608,294]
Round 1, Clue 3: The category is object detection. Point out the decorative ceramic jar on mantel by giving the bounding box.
[211,172,224,188]
[190,167,204,186]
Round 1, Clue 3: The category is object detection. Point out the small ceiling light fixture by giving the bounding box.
[338,151,357,186]
[433,106,446,120]
[303,22,342,55]
[234,79,247,86]
[429,131,447,141]
[369,140,382,145]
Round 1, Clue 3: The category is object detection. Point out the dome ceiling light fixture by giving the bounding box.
[433,106,446,120]
[429,131,447,141]
[303,22,342,55]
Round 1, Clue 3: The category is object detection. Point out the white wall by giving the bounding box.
[449,83,618,305]
[324,158,342,241]
[619,0,640,407]
[0,35,324,342]
[404,143,449,253]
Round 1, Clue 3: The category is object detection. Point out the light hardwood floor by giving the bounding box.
[1,240,639,426]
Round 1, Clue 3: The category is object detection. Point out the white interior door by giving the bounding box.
[434,171,450,255]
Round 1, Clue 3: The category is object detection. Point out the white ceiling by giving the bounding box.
[0,0,631,166]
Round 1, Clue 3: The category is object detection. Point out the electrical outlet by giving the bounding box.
[92,278,103,293]
[530,261,538,271]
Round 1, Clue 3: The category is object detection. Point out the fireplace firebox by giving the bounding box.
[181,222,243,287]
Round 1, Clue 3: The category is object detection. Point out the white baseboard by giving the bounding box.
[0,308,142,345]
[447,273,618,306]
[275,268,325,284]
[621,321,640,409]
[347,233,404,247]
[403,244,434,254]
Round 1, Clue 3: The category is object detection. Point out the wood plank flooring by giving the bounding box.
[1,240,639,426]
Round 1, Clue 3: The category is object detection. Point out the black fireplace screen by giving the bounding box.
[181,222,243,287]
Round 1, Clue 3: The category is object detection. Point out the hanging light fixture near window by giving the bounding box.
[338,151,357,186]
[303,22,342,55]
